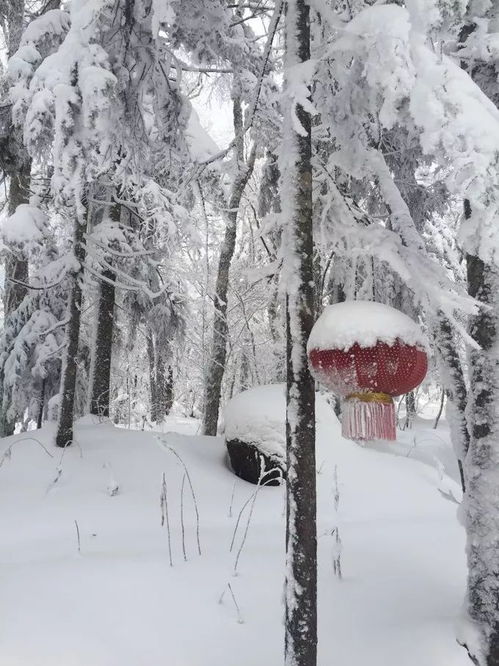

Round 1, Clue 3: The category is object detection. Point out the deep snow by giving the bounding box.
[0,397,468,665]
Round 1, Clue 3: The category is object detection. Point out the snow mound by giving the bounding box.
[307,300,427,352]
[224,384,286,458]
[224,384,337,459]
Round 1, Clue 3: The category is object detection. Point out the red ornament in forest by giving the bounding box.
[307,301,428,441]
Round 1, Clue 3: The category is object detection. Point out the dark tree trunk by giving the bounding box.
[202,99,257,436]
[89,189,119,420]
[433,386,445,430]
[55,212,87,448]
[37,378,46,430]
[165,365,174,415]
[283,1,317,664]
[90,269,115,418]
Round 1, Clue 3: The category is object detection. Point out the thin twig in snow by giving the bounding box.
[74,519,81,554]
[46,444,68,494]
[160,472,173,566]
[0,436,54,468]
[228,479,236,518]
[180,472,187,562]
[233,457,282,574]
[228,583,244,624]
[229,472,281,553]
[164,444,201,556]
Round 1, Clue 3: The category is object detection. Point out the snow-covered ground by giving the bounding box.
[0,396,468,665]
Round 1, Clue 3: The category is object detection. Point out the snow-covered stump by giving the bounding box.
[226,439,283,486]
[223,385,285,486]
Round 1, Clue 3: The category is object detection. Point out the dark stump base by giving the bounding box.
[226,438,284,486]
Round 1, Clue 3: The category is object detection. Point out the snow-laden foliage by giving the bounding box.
[315,3,499,265]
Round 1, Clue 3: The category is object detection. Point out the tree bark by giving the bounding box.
[202,99,257,436]
[55,211,87,448]
[147,336,174,422]
[461,248,499,665]
[89,200,118,418]
[283,1,317,664]
[36,378,46,430]
[89,269,115,418]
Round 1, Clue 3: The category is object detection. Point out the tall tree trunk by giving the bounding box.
[461,247,499,666]
[146,333,158,422]
[55,211,87,448]
[164,365,174,415]
[457,17,499,662]
[36,378,46,430]
[89,269,115,417]
[154,354,168,422]
[89,200,118,418]
[283,0,317,664]
[202,99,257,436]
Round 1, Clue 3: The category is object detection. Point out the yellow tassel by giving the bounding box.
[345,391,393,405]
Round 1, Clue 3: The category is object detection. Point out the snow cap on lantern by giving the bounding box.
[307,301,428,441]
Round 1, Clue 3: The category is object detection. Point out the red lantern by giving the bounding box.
[307,301,428,441]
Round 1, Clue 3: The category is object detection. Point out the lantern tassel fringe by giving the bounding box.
[342,392,396,441]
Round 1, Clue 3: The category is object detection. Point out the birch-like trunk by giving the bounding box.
[282,0,317,663]
[461,248,499,666]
